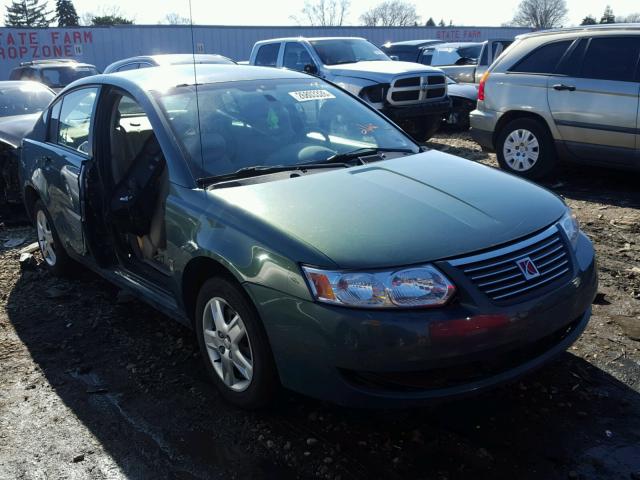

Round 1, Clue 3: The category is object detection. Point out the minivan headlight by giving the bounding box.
[558,209,580,249]
[302,265,455,308]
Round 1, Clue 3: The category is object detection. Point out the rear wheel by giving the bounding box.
[34,200,74,276]
[398,115,441,142]
[195,277,278,409]
[496,118,557,179]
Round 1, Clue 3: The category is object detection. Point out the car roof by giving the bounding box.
[257,36,367,43]
[518,23,640,40]
[383,39,443,47]
[109,53,233,67]
[434,42,482,48]
[67,64,312,93]
[16,60,96,69]
[0,80,51,89]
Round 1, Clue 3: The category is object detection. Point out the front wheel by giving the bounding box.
[397,115,441,142]
[496,118,557,180]
[195,277,279,409]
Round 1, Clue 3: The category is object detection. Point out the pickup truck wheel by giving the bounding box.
[195,277,279,409]
[496,118,557,180]
[398,115,441,142]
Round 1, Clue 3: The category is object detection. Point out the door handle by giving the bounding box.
[553,84,576,91]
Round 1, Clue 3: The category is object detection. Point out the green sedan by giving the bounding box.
[20,65,597,408]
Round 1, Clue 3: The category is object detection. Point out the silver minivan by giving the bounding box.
[470,25,640,179]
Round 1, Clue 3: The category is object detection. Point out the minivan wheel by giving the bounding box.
[195,277,278,409]
[496,118,557,179]
[34,200,73,275]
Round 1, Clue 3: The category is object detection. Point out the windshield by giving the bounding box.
[40,66,99,88]
[155,78,416,180]
[431,45,483,66]
[310,39,389,65]
[0,83,54,117]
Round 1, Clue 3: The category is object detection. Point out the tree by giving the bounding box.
[161,12,190,25]
[83,6,134,26]
[618,13,640,23]
[360,1,420,27]
[438,19,445,27]
[5,0,52,27]
[580,15,597,25]
[600,5,615,24]
[292,0,350,26]
[425,17,435,26]
[55,0,78,27]
[512,0,567,29]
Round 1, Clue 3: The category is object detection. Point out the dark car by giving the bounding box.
[0,81,55,205]
[20,65,597,409]
[103,53,236,73]
[380,39,443,62]
[10,59,99,92]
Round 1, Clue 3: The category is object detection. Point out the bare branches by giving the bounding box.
[360,0,420,27]
[512,0,567,29]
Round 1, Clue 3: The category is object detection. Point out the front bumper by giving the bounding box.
[246,233,597,408]
[382,98,452,121]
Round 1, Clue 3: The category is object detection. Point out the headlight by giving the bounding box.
[302,265,455,309]
[558,209,580,249]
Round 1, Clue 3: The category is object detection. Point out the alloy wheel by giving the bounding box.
[36,210,57,267]
[503,128,540,172]
[202,297,254,392]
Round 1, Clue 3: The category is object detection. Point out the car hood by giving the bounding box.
[210,151,566,269]
[448,82,478,101]
[0,113,41,148]
[325,61,444,83]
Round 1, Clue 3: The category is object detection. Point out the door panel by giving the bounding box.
[548,36,640,163]
[43,87,99,255]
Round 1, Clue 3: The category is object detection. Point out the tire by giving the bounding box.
[496,118,557,180]
[195,277,279,409]
[398,115,441,142]
[33,200,74,276]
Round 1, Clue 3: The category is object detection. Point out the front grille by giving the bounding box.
[387,74,448,106]
[391,90,420,102]
[448,226,572,303]
[395,77,420,87]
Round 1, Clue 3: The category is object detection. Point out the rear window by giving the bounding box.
[255,43,280,67]
[510,40,573,74]
[580,37,640,82]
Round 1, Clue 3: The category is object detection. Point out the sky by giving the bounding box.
[1,0,639,27]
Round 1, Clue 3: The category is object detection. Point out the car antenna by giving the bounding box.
[189,0,205,180]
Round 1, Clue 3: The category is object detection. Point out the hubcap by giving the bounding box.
[503,129,540,172]
[36,210,57,267]
[202,297,253,392]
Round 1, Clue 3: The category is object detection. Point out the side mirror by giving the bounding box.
[389,55,399,61]
[304,64,318,75]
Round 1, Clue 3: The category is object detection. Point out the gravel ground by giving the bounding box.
[1,131,639,479]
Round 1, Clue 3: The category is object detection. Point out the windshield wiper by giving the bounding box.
[324,147,417,165]
[197,162,350,187]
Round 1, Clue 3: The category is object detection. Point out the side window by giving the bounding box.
[556,39,586,77]
[255,43,280,67]
[47,100,62,142]
[283,42,313,71]
[579,37,640,82]
[117,63,139,72]
[57,87,98,154]
[510,40,573,74]
[420,48,434,65]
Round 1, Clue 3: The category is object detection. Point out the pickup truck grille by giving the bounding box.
[387,74,447,106]
[447,226,573,303]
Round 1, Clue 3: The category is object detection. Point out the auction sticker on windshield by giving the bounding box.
[289,90,336,102]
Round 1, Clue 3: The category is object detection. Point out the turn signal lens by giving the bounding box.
[302,265,455,309]
[478,71,490,101]
[558,209,580,249]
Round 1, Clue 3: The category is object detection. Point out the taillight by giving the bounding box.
[478,71,490,102]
